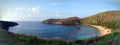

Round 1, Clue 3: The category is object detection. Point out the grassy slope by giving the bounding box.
[80,10,120,45]
[81,10,120,26]
[91,29,120,45]
[0,29,25,45]
[0,29,39,45]
[0,29,69,45]
[111,29,120,45]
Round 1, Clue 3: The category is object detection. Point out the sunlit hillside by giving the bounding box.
[81,10,120,28]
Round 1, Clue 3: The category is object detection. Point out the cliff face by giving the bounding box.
[42,17,81,25]
[0,21,18,30]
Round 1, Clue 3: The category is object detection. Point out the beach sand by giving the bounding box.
[91,25,112,37]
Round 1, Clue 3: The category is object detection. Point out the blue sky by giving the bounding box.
[0,0,120,21]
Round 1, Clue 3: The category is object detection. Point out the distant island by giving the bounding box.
[42,17,81,25]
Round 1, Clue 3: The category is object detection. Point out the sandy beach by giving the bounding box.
[91,25,112,37]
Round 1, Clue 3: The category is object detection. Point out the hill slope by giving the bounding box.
[80,10,120,45]
[81,10,120,28]
[0,29,68,45]
[43,17,81,25]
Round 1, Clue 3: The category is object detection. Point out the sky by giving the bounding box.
[0,0,120,21]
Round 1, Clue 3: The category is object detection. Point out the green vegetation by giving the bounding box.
[81,10,120,28]
[81,10,120,45]
[92,29,120,45]
[0,29,69,45]
[101,20,120,28]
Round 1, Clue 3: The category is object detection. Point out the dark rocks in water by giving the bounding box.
[77,27,80,29]
[0,20,18,30]
[42,17,81,25]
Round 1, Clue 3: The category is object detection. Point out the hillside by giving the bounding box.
[80,10,120,45]
[43,17,81,25]
[81,10,120,28]
[0,29,68,45]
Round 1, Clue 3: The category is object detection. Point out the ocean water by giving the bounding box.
[9,21,100,40]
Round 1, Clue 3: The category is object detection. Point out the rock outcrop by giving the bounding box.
[0,20,18,30]
[42,17,81,25]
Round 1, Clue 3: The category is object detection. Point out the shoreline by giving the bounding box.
[91,25,112,37]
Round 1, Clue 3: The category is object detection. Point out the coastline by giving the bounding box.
[91,25,112,37]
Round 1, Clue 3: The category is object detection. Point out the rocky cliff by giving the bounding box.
[0,20,18,30]
[42,17,81,25]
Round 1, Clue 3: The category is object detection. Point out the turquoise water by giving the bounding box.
[9,21,100,40]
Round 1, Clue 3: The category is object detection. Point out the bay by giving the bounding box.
[9,21,100,40]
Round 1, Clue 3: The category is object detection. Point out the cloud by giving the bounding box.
[50,3,61,6]
[27,8,31,12]
[1,11,19,21]
[14,6,41,14]
[15,7,25,11]
[1,6,42,21]
[55,12,60,17]
[55,11,61,17]
[31,6,40,14]
[55,14,60,17]
[50,2,80,6]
